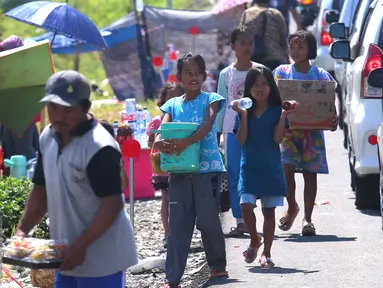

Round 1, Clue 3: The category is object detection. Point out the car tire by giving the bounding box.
[343,124,348,150]
[337,86,344,129]
[354,173,380,210]
[349,145,355,191]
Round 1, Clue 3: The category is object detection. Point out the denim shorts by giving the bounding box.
[240,193,284,208]
[55,271,125,288]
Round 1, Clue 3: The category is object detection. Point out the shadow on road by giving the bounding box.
[278,234,357,243]
[204,277,244,287]
[358,209,381,217]
[248,266,320,275]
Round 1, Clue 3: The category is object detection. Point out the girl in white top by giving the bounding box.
[216,28,262,237]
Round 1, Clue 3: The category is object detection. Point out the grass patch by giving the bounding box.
[90,100,161,122]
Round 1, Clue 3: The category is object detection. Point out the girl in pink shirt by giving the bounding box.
[147,82,183,248]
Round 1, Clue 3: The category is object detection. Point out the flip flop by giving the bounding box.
[259,256,275,269]
[224,227,248,238]
[243,237,264,263]
[278,206,300,231]
[302,222,316,236]
[210,269,229,278]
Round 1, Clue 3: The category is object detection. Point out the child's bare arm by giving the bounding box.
[120,163,129,190]
[274,112,288,143]
[153,113,174,154]
[236,112,248,145]
[185,102,219,145]
[147,134,155,148]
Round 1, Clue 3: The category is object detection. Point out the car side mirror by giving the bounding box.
[330,23,346,39]
[325,10,340,24]
[330,40,351,60]
[368,68,383,88]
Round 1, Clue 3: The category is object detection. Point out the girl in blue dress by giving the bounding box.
[232,66,298,268]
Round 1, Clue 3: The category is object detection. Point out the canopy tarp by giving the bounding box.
[25,12,137,54]
[143,5,243,69]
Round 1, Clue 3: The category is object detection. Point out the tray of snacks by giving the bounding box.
[2,236,68,269]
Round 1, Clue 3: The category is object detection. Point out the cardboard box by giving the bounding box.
[277,79,336,130]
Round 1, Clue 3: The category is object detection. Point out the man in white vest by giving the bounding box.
[16,70,138,288]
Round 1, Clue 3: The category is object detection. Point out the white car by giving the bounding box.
[309,0,345,74]
[367,68,383,228]
[330,0,374,149]
[330,0,383,209]
[332,0,358,84]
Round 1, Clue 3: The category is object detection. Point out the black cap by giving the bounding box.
[40,70,91,107]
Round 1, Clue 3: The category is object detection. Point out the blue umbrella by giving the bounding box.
[5,1,107,48]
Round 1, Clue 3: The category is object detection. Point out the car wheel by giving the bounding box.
[337,86,344,129]
[349,145,355,191]
[354,173,380,210]
[343,124,348,150]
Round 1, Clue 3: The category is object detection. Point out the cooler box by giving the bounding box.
[123,148,155,200]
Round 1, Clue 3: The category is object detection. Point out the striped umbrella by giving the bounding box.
[213,0,250,14]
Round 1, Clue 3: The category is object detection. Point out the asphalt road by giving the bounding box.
[205,130,383,288]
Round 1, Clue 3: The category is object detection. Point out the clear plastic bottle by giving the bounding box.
[137,109,146,133]
[128,120,137,134]
[143,107,151,129]
[113,121,119,136]
[229,97,253,111]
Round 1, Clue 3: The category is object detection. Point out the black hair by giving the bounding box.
[176,53,207,81]
[156,82,184,107]
[230,27,254,44]
[253,0,270,5]
[100,120,115,137]
[288,30,317,60]
[244,66,282,113]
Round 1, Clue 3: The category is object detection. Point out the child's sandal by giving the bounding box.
[210,269,229,278]
[243,247,258,263]
[259,256,275,269]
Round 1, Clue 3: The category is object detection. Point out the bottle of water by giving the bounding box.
[128,120,137,134]
[229,97,253,111]
[143,107,151,128]
[113,121,119,136]
[136,109,146,133]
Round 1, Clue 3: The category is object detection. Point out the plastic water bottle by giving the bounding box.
[128,120,137,134]
[125,98,137,114]
[113,121,119,136]
[137,109,146,133]
[143,107,151,128]
[228,97,253,111]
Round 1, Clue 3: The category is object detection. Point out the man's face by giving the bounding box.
[47,102,84,135]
